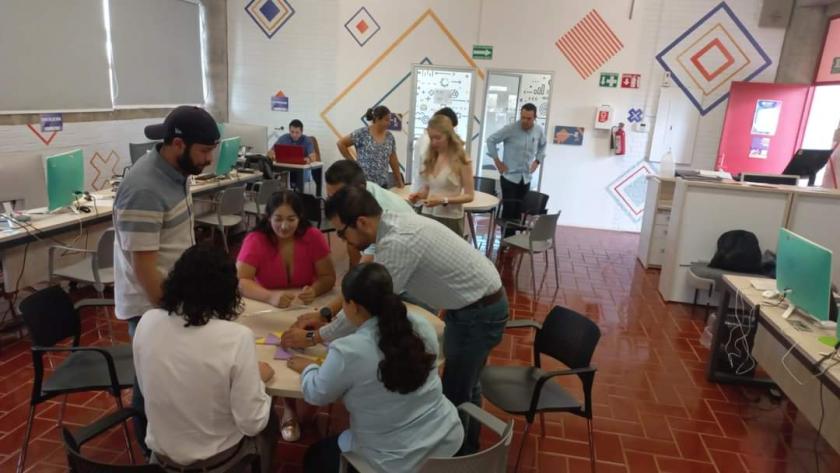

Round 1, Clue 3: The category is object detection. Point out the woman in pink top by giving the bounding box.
[237,190,336,443]
[237,190,336,307]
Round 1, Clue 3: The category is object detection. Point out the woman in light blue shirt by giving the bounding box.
[287,263,463,473]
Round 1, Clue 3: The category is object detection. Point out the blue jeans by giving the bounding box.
[442,294,508,455]
[127,317,149,456]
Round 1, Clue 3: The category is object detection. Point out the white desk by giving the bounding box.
[237,292,444,398]
[0,172,261,289]
[711,275,840,453]
[389,187,500,257]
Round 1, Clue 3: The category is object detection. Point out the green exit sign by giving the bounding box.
[472,44,493,60]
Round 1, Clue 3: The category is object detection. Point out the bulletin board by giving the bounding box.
[407,64,476,181]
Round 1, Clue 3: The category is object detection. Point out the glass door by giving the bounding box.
[477,70,553,190]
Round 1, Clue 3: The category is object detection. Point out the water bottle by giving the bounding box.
[660,149,675,178]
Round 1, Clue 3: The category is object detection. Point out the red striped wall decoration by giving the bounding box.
[555,10,623,79]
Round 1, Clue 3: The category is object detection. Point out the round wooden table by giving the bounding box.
[237,292,444,398]
[389,187,500,256]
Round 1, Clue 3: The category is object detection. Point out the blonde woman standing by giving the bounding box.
[408,115,475,236]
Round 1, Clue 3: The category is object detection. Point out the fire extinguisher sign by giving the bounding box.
[595,105,613,130]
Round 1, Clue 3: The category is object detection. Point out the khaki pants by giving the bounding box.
[152,411,278,473]
[426,214,465,238]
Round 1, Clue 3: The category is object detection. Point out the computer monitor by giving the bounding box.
[129,141,158,164]
[215,137,240,176]
[782,149,832,186]
[44,149,84,211]
[776,228,833,321]
[223,123,268,155]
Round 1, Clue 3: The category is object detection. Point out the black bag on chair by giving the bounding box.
[708,230,763,274]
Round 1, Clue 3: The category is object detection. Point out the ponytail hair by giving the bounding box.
[341,263,435,394]
[364,105,391,123]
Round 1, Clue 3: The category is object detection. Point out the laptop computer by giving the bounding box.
[274,144,307,165]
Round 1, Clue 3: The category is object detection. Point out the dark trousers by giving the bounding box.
[127,317,149,457]
[290,168,323,197]
[500,176,529,236]
[303,435,357,473]
[442,294,509,455]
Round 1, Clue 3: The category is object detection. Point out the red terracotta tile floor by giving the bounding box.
[0,226,838,472]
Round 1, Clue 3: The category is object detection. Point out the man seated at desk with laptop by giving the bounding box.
[268,119,322,197]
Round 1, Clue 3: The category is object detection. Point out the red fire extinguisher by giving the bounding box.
[611,122,626,155]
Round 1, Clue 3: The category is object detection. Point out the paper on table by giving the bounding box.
[255,331,284,345]
[274,346,293,360]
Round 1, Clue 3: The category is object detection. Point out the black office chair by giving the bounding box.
[494,190,549,244]
[474,176,498,196]
[480,306,601,472]
[300,193,335,245]
[16,286,136,473]
[62,422,261,473]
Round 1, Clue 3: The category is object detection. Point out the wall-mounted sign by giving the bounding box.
[472,44,493,60]
[271,91,289,112]
[751,99,781,136]
[40,113,63,132]
[599,72,619,88]
[388,113,402,131]
[832,57,840,74]
[553,126,584,145]
[594,105,614,129]
[749,136,770,159]
[621,73,641,89]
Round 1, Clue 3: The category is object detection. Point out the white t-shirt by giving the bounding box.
[133,309,271,465]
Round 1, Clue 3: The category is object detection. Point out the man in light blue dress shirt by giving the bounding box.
[485,103,546,236]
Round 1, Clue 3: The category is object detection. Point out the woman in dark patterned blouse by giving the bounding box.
[336,105,405,189]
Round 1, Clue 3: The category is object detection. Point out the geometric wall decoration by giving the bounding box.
[89,150,122,191]
[606,159,657,221]
[627,108,643,123]
[26,124,58,146]
[321,9,483,140]
[245,0,295,39]
[555,10,624,79]
[656,1,771,116]
[345,6,381,47]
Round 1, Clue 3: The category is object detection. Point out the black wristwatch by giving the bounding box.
[320,306,333,322]
[305,330,316,346]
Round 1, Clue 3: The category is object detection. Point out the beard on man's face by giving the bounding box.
[177,144,205,175]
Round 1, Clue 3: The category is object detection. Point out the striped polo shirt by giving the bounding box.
[113,146,195,320]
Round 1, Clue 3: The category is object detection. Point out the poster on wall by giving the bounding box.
[516,73,552,131]
[411,66,474,146]
[749,136,771,159]
[751,100,782,136]
[832,57,840,74]
[271,93,289,112]
[553,126,584,145]
[388,113,403,131]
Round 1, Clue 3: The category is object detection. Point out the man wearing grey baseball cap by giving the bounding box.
[113,106,220,455]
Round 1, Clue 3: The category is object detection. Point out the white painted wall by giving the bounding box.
[232,0,784,231]
[0,118,163,195]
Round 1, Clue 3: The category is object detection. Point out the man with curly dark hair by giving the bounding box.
[132,245,277,473]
